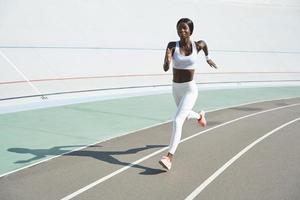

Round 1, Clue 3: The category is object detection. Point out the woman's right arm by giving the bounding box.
[163,42,175,72]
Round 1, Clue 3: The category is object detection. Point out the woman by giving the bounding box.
[159,18,218,171]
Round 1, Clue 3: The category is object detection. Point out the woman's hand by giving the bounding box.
[207,59,218,69]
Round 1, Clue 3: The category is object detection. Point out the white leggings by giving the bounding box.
[169,80,200,154]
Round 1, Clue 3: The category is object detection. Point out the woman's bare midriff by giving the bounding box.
[173,68,195,83]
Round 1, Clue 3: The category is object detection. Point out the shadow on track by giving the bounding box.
[8,144,167,175]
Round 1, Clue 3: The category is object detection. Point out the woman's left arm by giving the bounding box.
[196,40,218,69]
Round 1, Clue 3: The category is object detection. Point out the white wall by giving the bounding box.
[0,0,300,100]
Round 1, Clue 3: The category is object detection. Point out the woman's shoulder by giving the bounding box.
[195,40,206,46]
[195,40,206,50]
[167,41,177,49]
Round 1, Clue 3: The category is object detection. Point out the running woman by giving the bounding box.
[159,18,218,170]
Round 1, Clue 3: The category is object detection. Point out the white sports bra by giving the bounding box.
[173,41,197,70]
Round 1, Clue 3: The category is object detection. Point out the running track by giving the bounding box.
[0,97,299,200]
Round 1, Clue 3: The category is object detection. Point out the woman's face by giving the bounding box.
[177,22,191,39]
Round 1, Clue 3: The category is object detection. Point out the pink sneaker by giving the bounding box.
[159,156,172,170]
[198,111,207,127]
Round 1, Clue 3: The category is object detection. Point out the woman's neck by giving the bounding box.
[179,38,191,47]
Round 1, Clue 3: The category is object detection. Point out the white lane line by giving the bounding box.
[185,117,300,200]
[60,147,168,200]
[60,103,300,200]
